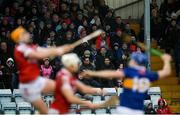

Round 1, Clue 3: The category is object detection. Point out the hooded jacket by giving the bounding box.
[156,98,172,114]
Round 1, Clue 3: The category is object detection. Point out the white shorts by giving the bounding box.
[116,106,144,115]
[48,108,59,115]
[19,77,46,102]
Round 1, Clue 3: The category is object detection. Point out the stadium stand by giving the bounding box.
[0,87,167,114]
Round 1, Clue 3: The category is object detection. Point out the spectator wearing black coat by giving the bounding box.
[110,28,123,47]
[95,47,113,70]
[1,58,18,91]
[100,57,117,87]
[80,57,101,87]
[58,30,75,45]
[164,19,178,53]
[144,102,156,114]
[150,8,163,46]
[112,43,124,68]
[114,16,125,31]
[0,41,13,66]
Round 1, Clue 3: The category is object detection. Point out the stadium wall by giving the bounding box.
[104,0,163,19]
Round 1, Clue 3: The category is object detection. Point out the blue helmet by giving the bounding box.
[131,52,148,66]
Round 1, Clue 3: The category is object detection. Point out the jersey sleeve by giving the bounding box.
[17,44,34,57]
[147,71,159,82]
[61,75,73,90]
[122,68,129,78]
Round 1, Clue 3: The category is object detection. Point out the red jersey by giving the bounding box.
[51,69,78,114]
[14,43,40,83]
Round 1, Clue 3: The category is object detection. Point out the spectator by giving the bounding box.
[80,57,101,87]
[112,43,124,68]
[1,58,18,91]
[121,43,130,66]
[52,58,61,79]
[74,12,84,27]
[102,57,115,70]
[104,10,115,29]
[95,47,113,70]
[114,16,125,31]
[57,21,68,37]
[164,19,178,53]
[144,102,156,114]
[95,32,111,50]
[0,41,13,66]
[83,0,95,18]
[58,30,75,45]
[156,98,172,114]
[81,50,94,63]
[41,58,53,79]
[129,36,138,53]
[81,57,95,71]
[111,28,123,47]
[100,57,116,87]
[124,23,136,37]
[150,0,159,11]
[150,8,162,46]
[90,14,102,27]
[97,0,109,18]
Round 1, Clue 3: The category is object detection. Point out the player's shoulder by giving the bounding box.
[123,67,136,74]
[56,68,71,80]
[16,43,30,52]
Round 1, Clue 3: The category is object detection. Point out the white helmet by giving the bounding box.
[61,53,81,69]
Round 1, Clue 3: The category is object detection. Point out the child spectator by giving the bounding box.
[41,58,53,79]
[144,102,156,114]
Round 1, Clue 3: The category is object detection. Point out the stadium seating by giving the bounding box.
[0,89,11,96]
[94,108,107,114]
[17,102,32,114]
[13,89,21,97]
[109,108,116,114]
[1,86,179,114]
[103,88,117,96]
[2,102,16,114]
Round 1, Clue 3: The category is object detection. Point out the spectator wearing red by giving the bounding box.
[156,98,172,114]
[96,32,111,50]
[129,36,137,53]
[62,13,72,25]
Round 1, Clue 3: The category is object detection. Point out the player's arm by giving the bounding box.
[157,54,172,79]
[76,81,102,95]
[61,77,93,106]
[28,44,74,59]
[81,70,125,79]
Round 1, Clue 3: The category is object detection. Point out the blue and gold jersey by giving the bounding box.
[120,67,159,110]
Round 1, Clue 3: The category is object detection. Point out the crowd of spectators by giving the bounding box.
[144,98,172,114]
[0,0,179,91]
[149,0,180,79]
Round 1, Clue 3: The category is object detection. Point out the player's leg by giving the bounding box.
[32,99,48,114]
[19,77,49,114]
[41,78,56,94]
